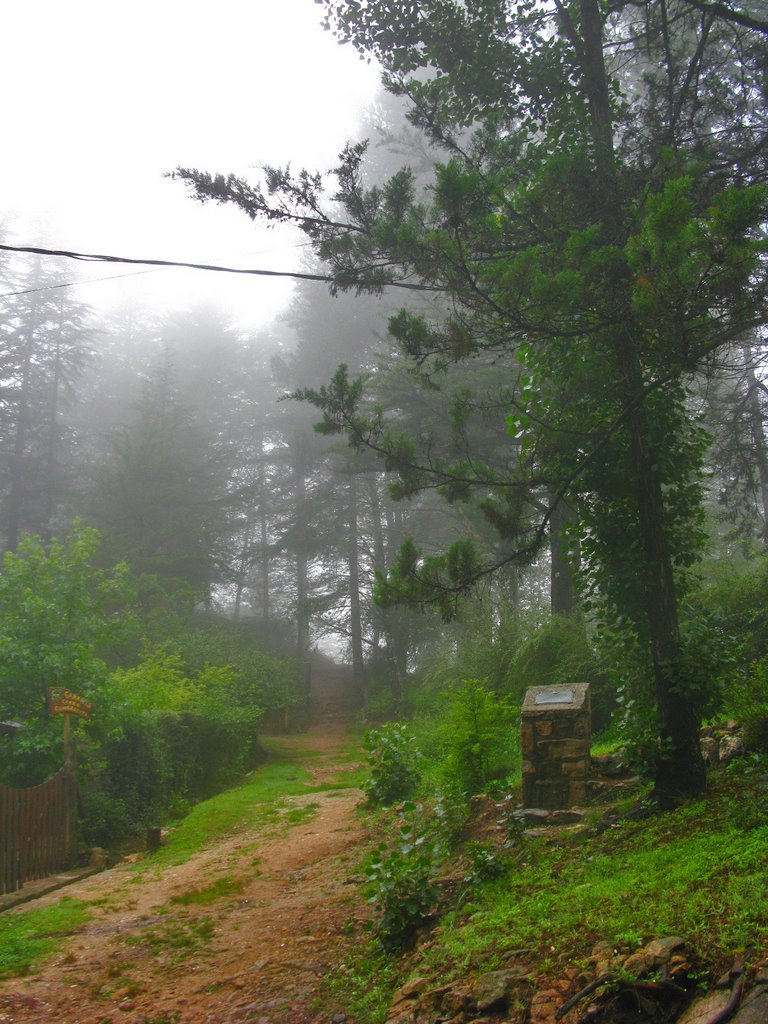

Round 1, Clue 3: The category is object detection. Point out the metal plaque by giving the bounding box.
[534,689,574,706]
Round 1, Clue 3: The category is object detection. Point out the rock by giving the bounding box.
[386,1013,416,1024]
[589,941,618,977]
[392,978,428,1005]
[418,985,452,1014]
[88,847,108,869]
[474,968,531,1012]
[719,734,746,763]
[676,990,732,1024]
[117,999,135,1012]
[700,736,720,766]
[645,936,686,962]
[732,984,768,1024]
[441,988,474,1016]
[520,808,551,826]
[529,988,562,1024]
[548,809,585,825]
[621,949,655,978]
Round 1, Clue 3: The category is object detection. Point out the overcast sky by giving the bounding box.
[0,0,381,330]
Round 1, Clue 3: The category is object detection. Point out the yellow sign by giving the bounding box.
[47,687,93,720]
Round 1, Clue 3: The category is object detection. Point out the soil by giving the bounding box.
[0,725,372,1024]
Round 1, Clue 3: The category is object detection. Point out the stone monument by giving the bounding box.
[521,683,591,809]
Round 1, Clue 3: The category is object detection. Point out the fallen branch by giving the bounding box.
[705,964,746,1024]
[556,974,688,1020]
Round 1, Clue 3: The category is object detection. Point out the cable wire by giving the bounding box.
[0,243,443,293]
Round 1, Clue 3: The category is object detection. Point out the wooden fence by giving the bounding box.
[0,769,77,896]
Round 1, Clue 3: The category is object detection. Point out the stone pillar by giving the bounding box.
[521,684,591,809]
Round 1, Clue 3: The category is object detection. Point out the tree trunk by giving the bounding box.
[549,499,577,616]
[293,441,310,657]
[616,334,706,806]
[348,473,366,709]
[6,315,36,553]
[576,0,705,805]
[42,322,64,541]
[742,342,768,545]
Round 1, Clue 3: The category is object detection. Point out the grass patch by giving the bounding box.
[327,940,404,1024]
[420,771,768,982]
[136,760,317,869]
[0,898,91,979]
[168,876,245,906]
[123,916,215,961]
[136,737,365,871]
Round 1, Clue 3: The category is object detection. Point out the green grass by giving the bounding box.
[168,876,245,906]
[123,916,215,961]
[137,755,360,870]
[331,759,768,1022]
[0,898,91,979]
[420,772,768,982]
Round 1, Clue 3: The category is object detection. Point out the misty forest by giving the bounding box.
[1,3,768,1024]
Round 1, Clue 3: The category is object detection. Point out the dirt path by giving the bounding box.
[0,725,372,1024]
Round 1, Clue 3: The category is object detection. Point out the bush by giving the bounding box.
[436,680,518,795]
[362,722,422,806]
[364,803,439,950]
[725,658,768,752]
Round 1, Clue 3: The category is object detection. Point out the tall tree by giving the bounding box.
[175,0,767,803]
[0,258,92,550]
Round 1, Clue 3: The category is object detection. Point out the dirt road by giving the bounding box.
[0,726,371,1024]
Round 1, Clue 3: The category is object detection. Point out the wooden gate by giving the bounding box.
[0,769,77,896]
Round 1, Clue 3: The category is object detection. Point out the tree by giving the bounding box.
[174,0,768,805]
[0,258,92,550]
[0,523,129,785]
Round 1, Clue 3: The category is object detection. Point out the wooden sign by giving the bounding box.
[47,687,93,720]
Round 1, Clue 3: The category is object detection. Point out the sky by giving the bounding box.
[0,0,381,330]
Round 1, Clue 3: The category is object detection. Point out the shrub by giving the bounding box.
[365,803,439,949]
[725,657,768,752]
[362,722,421,806]
[437,679,517,795]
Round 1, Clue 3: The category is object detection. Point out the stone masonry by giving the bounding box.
[521,683,591,809]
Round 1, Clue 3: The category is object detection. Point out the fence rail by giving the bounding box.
[0,769,76,896]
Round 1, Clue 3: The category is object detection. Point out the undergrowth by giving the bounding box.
[337,757,768,1022]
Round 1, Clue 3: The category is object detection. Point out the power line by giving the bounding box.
[0,240,320,299]
[0,268,159,299]
[0,242,444,293]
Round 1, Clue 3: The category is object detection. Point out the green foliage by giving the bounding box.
[362,722,422,806]
[365,803,439,950]
[725,659,768,752]
[0,524,130,785]
[420,783,768,979]
[463,842,511,888]
[506,616,614,727]
[723,754,768,830]
[436,679,517,795]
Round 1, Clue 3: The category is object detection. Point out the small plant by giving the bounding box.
[364,803,439,949]
[431,784,469,855]
[362,722,421,806]
[438,680,517,795]
[463,841,511,887]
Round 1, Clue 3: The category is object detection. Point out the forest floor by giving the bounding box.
[0,724,372,1024]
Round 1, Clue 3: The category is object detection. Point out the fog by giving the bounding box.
[0,0,380,329]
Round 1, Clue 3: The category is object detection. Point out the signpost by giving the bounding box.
[48,686,92,770]
[47,687,93,858]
